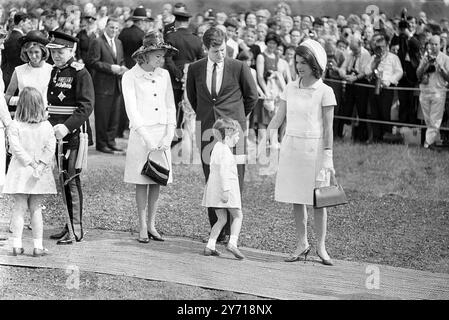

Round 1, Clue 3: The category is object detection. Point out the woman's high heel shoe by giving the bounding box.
[284,245,311,262]
[316,250,334,266]
[148,231,164,242]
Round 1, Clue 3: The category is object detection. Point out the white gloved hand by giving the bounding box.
[322,149,335,174]
[53,124,70,140]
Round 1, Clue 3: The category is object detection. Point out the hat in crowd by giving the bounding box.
[19,30,49,47]
[205,9,215,21]
[46,31,79,49]
[299,39,327,72]
[131,31,178,59]
[131,7,153,21]
[173,5,192,19]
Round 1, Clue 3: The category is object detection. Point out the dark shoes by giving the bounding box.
[204,247,221,256]
[96,146,114,154]
[108,145,123,152]
[226,244,245,260]
[147,231,164,242]
[56,233,74,245]
[137,237,150,243]
[50,226,68,240]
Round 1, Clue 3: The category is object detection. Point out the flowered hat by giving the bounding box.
[131,31,178,59]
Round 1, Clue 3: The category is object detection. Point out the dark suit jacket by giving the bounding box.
[165,27,204,90]
[87,34,125,96]
[118,25,144,69]
[1,30,24,90]
[186,58,258,154]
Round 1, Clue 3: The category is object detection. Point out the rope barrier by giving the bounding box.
[324,78,449,92]
[334,115,449,132]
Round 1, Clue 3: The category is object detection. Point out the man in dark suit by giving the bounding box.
[165,6,204,145]
[1,12,32,89]
[87,17,127,154]
[186,27,258,242]
[117,6,153,138]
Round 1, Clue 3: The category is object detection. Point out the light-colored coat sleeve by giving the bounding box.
[7,121,33,166]
[388,54,403,85]
[121,69,144,131]
[37,121,56,165]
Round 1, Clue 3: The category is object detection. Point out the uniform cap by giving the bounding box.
[47,31,79,49]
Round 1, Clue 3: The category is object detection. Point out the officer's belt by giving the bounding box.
[48,106,76,115]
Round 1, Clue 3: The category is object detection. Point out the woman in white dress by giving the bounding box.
[5,30,52,108]
[267,39,337,265]
[122,31,177,243]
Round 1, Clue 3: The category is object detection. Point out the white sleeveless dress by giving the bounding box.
[15,62,53,106]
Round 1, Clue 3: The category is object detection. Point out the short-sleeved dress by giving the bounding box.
[3,120,57,194]
[275,78,336,205]
[202,141,241,209]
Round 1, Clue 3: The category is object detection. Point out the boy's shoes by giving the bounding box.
[12,247,24,256]
[204,247,221,256]
[33,248,49,257]
[226,244,245,260]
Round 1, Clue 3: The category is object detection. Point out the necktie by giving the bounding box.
[211,63,217,98]
[110,39,116,57]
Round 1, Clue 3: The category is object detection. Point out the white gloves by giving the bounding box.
[157,126,175,151]
[54,124,70,140]
[322,149,335,175]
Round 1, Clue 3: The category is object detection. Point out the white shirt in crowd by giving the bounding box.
[365,52,403,85]
[419,51,449,93]
[226,38,239,59]
[339,46,372,78]
[206,57,224,96]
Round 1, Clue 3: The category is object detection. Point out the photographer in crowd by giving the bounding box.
[416,34,449,149]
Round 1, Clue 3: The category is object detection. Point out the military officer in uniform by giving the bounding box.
[46,31,95,245]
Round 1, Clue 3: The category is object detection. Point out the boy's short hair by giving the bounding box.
[212,118,240,141]
[203,27,226,49]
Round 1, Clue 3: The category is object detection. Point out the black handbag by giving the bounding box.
[313,172,348,209]
[141,151,170,186]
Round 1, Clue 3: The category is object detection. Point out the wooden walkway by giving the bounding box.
[0,226,448,300]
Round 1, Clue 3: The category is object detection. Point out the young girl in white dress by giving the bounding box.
[202,118,245,260]
[3,87,57,257]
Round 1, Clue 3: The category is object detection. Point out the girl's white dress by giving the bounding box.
[14,63,53,106]
[275,78,336,205]
[121,65,176,185]
[3,120,57,194]
[202,141,241,209]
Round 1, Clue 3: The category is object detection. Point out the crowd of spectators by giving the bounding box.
[1,1,449,148]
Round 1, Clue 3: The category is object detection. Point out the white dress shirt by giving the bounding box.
[365,52,403,85]
[206,58,224,96]
[104,33,116,57]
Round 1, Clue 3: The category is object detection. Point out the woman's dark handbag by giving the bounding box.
[313,172,348,209]
[141,151,170,186]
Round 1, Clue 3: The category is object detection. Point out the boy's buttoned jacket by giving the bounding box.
[121,65,176,130]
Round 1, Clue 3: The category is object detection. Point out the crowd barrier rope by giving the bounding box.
[324,77,449,92]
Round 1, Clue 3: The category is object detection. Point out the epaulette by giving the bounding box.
[70,61,85,71]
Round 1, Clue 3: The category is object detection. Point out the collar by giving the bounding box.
[207,57,224,69]
[12,28,24,35]
[54,57,75,70]
[134,64,164,79]
[104,32,114,43]
[297,78,323,90]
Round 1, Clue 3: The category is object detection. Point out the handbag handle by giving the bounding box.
[147,150,169,167]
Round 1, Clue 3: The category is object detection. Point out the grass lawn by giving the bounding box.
[1,139,448,274]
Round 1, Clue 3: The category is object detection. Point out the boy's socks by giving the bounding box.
[11,237,22,248]
[206,239,216,250]
[33,238,43,250]
[229,235,238,247]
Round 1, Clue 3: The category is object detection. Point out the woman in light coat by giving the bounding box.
[122,31,177,243]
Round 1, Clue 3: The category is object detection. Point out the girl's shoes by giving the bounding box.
[316,250,334,266]
[137,237,150,243]
[33,248,49,257]
[204,247,221,256]
[12,247,24,256]
[284,245,311,262]
[226,244,245,260]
